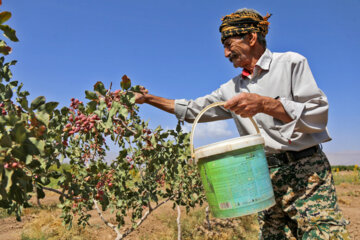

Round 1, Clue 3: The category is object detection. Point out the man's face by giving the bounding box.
[223,36,252,68]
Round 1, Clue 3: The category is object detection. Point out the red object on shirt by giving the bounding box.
[241,68,251,78]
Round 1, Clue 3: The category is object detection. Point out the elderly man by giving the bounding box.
[135,8,349,239]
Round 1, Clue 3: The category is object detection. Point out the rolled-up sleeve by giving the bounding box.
[277,57,329,140]
[174,88,232,123]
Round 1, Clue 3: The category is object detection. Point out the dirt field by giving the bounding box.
[1,178,359,240]
[336,183,360,239]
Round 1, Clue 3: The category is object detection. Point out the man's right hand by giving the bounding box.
[134,86,148,104]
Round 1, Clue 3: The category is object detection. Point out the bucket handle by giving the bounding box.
[190,101,260,158]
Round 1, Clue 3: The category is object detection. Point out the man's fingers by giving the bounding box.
[224,97,239,109]
[224,93,261,118]
[134,93,145,104]
[224,93,246,109]
[139,86,149,94]
[230,103,246,113]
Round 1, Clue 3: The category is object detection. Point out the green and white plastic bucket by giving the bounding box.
[190,102,275,219]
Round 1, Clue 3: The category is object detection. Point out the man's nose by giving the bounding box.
[224,47,231,58]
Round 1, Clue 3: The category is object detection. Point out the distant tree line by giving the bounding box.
[331,165,359,171]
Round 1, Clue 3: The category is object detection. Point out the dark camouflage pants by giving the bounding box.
[258,150,350,240]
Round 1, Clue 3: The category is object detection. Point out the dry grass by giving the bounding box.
[333,170,360,185]
[19,204,259,240]
[21,210,95,240]
[142,205,259,240]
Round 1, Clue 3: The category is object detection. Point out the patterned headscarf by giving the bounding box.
[219,9,272,43]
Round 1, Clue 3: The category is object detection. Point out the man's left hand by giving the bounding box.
[224,92,264,117]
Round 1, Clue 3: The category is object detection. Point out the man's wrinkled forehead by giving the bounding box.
[223,35,246,47]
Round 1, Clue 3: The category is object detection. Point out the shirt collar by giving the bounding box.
[256,48,272,71]
[241,48,273,79]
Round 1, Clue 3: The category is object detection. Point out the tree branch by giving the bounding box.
[34,185,43,208]
[113,117,137,135]
[177,205,181,240]
[107,82,113,95]
[93,199,123,240]
[42,186,83,202]
[42,186,70,199]
[120,197,173,239]
[205,206,211,230]
[93,196,174,240]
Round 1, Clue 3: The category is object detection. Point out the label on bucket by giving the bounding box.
[198,144,275,217]
[219,202,232,209]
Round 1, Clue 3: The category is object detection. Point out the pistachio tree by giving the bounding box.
[0,3,204,239]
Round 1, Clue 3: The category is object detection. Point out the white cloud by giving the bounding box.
[181,120,238,148]
[185,120,238,148]
[187,121,233,139]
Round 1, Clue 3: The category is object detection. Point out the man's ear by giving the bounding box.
[248,32,258,47]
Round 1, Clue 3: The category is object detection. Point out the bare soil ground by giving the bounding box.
[336,183,360,239]
[1,182,359,240]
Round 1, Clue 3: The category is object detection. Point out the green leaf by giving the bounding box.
[44,102,59,113]
[94,81,107,96]
[9,81,18,87]
[0,200,11,208]
[49,171,61,179]
[4,85,12,99]
[11,122,27,144]
[35,111,49,126]
[109,101,120,118]
[25,155,33,165]
[0,11,11,25]
[85,90,98,100]
[11,146,27,161]
[16,82,23,92]
[127,92,136,104]
[2,64,13,82]
[176,122,181,133]
[19,98,28,111]
[0,134,11,147]
[4,169,14,192]
[40,176,50,185]
[105,101,120,128]
[0,25,19,42]
[121,75,131,90]
[6,60,17,66]
[61,107,69,115]
[87,101,97,113]
[18,90,29,98]
[118,107,128,119]
[98,98,107,111]
[30,96,46,110]
[131,85,141,92]
[36,185,45,199]
[28,137,45,155]
[0,40,11,55]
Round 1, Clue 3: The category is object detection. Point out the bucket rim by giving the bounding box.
[194,134,264,161]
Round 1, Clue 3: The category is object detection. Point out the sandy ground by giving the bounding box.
[336,183,360,239]
[0,184,359,240]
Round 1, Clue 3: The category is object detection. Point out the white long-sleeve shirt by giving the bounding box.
[174,49,331,154]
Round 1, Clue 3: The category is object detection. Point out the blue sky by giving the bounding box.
[3,0,360,157]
